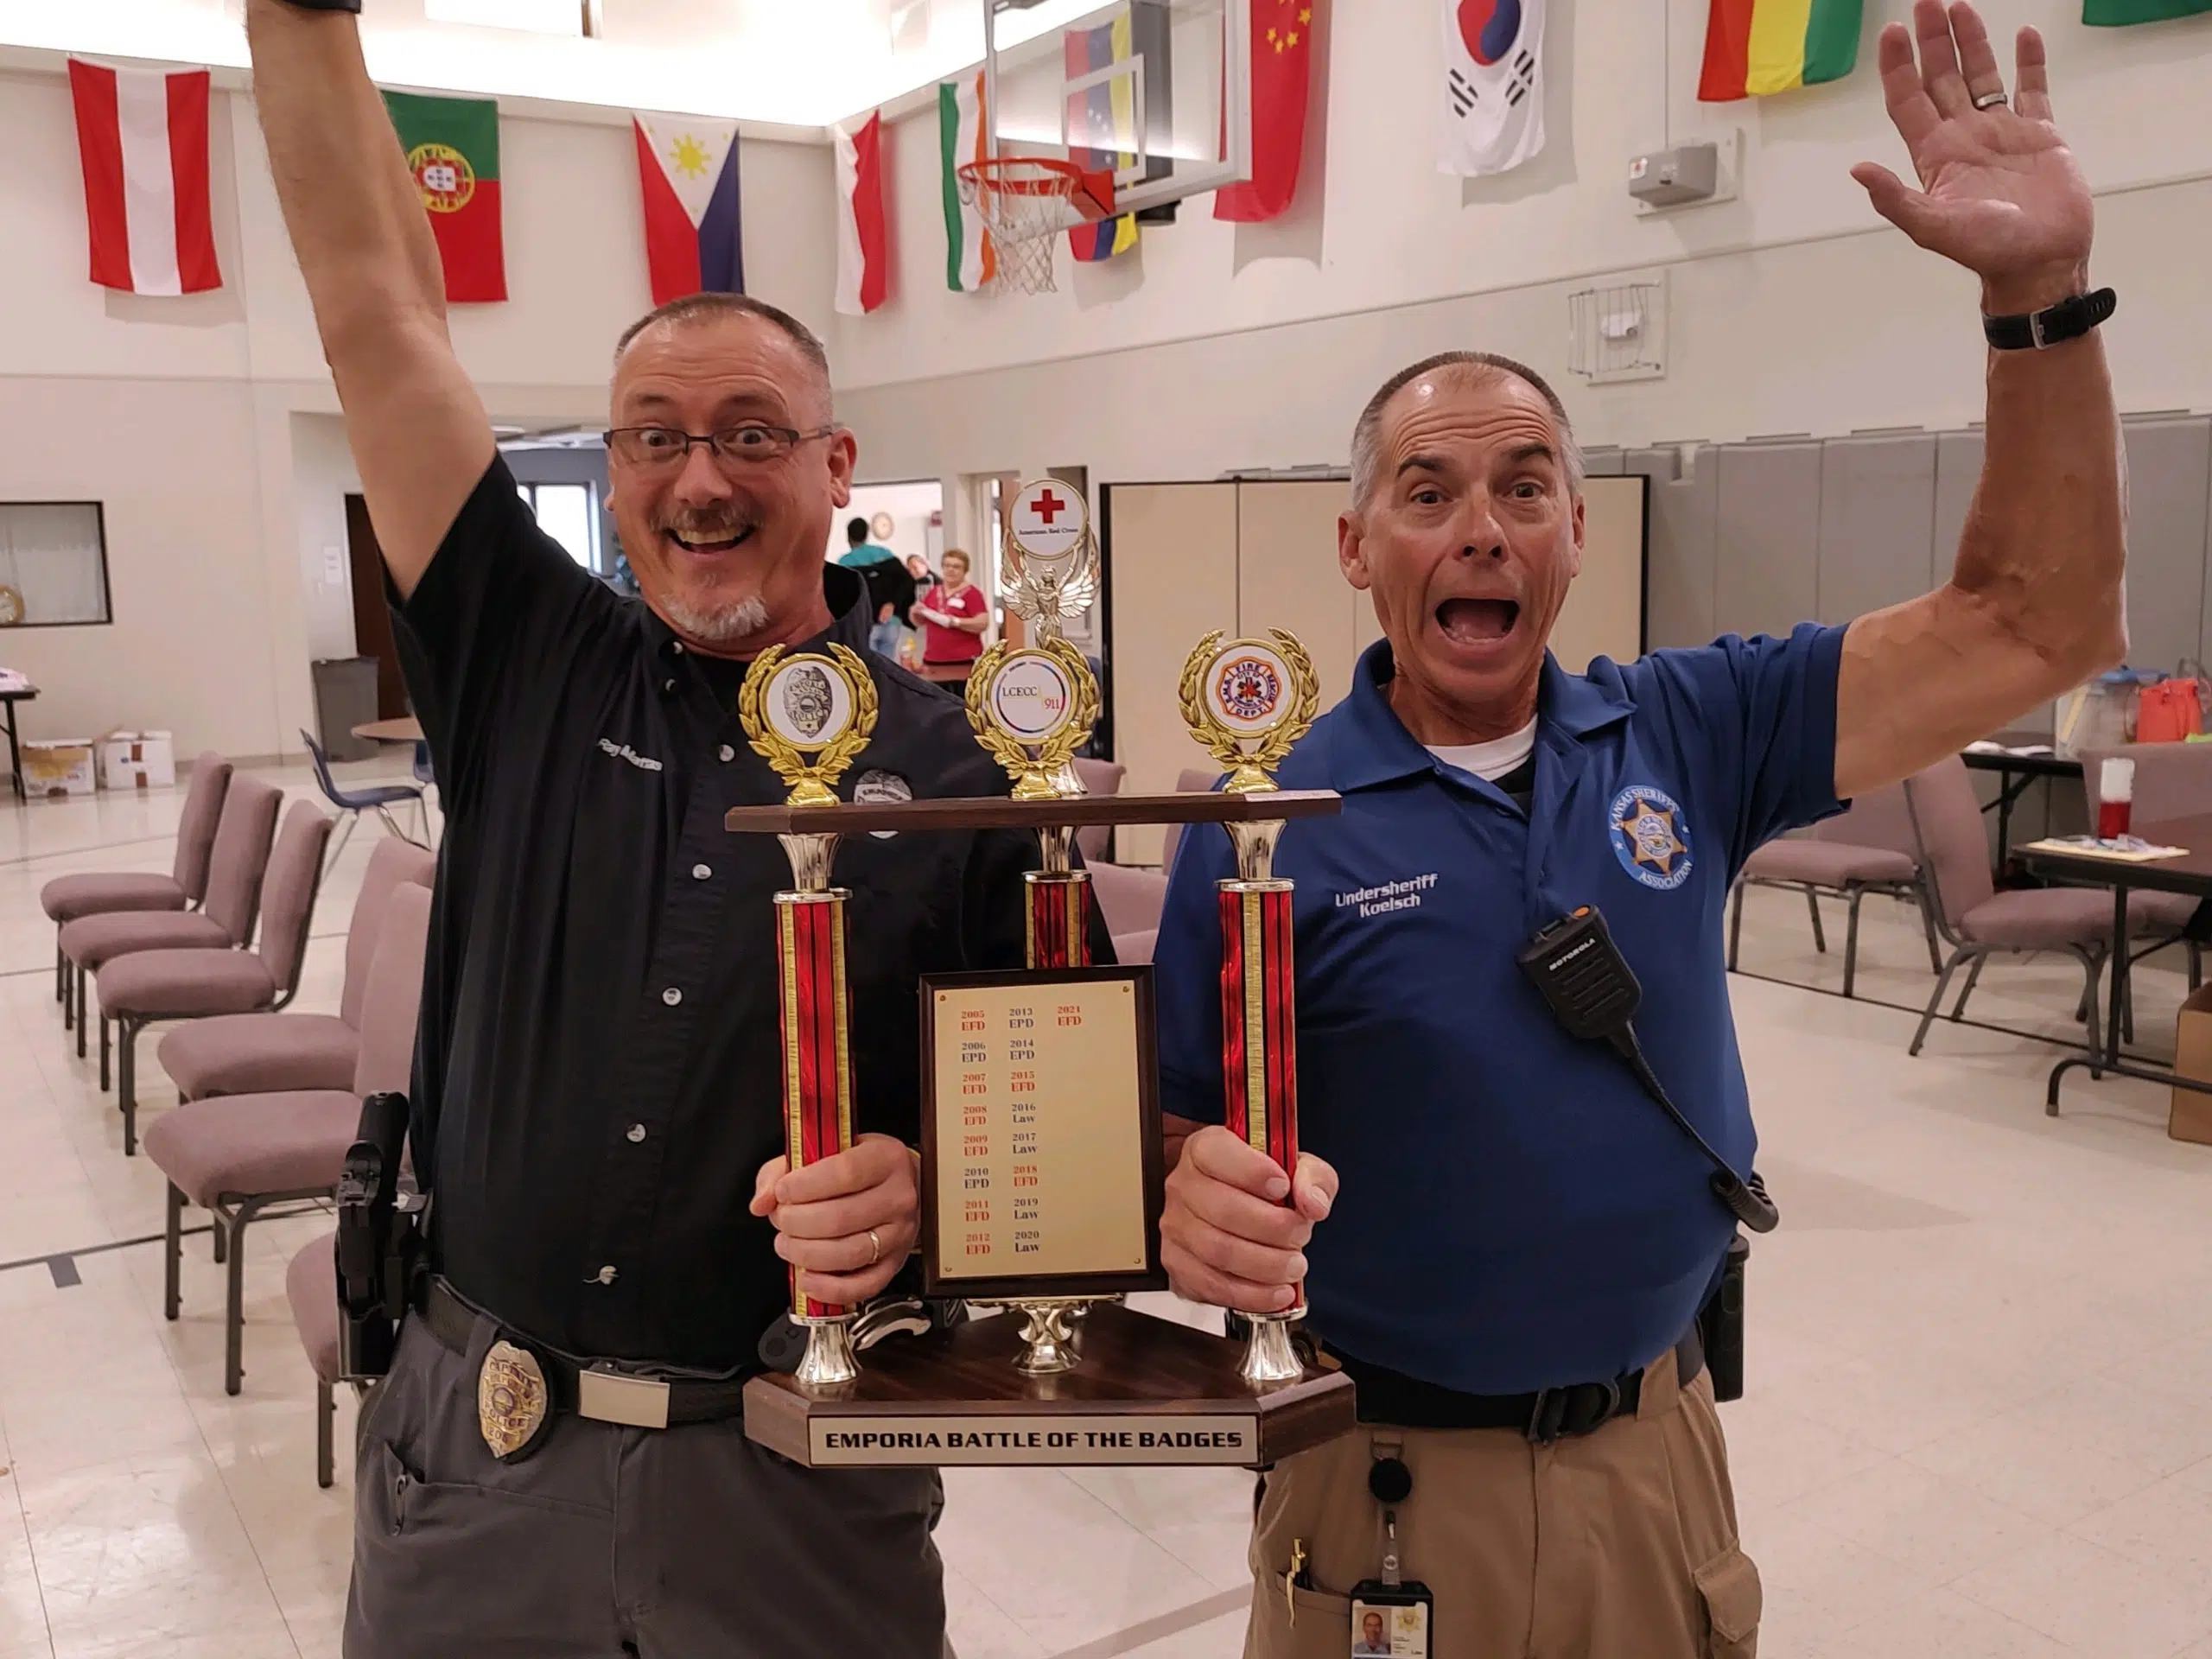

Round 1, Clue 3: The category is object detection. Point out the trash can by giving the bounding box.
[311,656,380,763]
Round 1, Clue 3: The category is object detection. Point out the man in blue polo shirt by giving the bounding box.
[1156,10,2122,1655]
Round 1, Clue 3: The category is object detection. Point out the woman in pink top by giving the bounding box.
[910,549,988,687]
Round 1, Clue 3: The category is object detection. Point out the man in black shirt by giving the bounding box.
[247,3,1066,1653]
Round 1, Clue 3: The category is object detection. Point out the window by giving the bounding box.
[517,482,599,572]
[0,502,111,627]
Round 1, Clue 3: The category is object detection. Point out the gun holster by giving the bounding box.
[334,1090,428,1382]
[1697,1232,1750,1404]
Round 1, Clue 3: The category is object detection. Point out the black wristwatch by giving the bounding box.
[1983,287,2117,351]
[279,0,362,10]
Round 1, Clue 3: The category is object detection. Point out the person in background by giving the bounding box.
[837,516,913,658]
[897,554,939,671]
[911,547,988,690]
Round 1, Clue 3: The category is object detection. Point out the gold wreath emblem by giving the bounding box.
[738,643,879,808]
[964,635,1100,801]
[1178,628,1319,795]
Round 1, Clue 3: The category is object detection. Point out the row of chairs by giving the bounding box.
[37,753,436,1485]
[1732,749,2205,1061]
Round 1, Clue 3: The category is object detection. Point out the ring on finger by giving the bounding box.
[1972,88,2008,111]
[866,1228,882,1268]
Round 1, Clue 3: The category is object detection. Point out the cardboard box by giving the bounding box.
[22,740,95,798]
[2171,983,2212,1146]
[95,730,176,791]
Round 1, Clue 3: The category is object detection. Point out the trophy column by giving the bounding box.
[1025,840,1093,969]
[776,834,859,1387]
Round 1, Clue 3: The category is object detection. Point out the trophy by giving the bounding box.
[737,641,879,1387]
[726,483,1354,1471]
[1178,631,1320,1383]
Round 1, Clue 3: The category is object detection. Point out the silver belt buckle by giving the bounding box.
[577,1365,671,1430]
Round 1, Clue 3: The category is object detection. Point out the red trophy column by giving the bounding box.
[776,883,858,1386]
[1024,869,1094,969]
[1218,869,1304,1385]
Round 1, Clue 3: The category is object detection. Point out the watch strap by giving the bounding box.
[279,0,363,10]
[1984,287,2116,351]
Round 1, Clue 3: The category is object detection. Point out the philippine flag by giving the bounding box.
[1441,0,1546,178]
[632,113,744,306]
[67,59,221,296]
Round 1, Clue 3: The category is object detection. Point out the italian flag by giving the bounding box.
[938,72,997,294]
[382,90,506,302]
[2084,0,2211,20]
[1699,0,1862,101]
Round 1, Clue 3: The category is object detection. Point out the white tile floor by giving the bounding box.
[0,771,2209,1657]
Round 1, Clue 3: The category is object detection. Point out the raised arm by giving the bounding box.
[248,0,493,598]
[1832,2,2124,801]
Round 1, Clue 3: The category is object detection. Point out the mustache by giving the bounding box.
[659,506,757,537]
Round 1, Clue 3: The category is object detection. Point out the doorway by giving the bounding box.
[345,495,410,721]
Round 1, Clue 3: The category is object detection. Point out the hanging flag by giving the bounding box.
[1441,0,1545,177]
[632,114,745,306]
[938,73,999,293]
[383,91,505,302]
[1699,0,1862,100]
[67,60,221,296]
[1065,6,1170,262]
[2084,0,2211,20]
[1217,0,1319,223]
[834,113,890,316]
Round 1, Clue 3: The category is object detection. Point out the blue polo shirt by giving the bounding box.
[1154,625,1847,1395]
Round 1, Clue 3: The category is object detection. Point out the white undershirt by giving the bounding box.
[1427,719,1538,781]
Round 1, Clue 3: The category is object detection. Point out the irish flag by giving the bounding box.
[938,72,997,293]
[1699,0,1862,101]
[383,91,505,302]
[633,114,744,306]
[67,60,220,296]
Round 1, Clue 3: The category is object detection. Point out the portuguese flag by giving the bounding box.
[382,90,505,302]
[1699,0,1862,101]
[2084,0,2211,21]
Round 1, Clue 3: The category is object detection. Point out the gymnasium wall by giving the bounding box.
[0,60,835,758]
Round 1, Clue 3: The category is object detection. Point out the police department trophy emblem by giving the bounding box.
[478,1339,550,1459]
[739,645,879,808]
[1179,631,1320,794]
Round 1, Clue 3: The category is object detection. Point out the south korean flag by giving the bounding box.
[1441,0,1546,178]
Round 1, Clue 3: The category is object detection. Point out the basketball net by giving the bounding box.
[958,158,1084,296]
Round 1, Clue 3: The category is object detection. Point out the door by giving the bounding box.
[346,495,410,720]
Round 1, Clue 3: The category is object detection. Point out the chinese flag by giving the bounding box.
[1216,0,1319,222]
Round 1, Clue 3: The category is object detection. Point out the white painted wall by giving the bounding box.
[0,60,836,760]
[830,479,945,570]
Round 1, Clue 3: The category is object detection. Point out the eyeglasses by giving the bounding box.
[606,423,838,469]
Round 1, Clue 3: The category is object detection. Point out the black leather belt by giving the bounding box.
[418,1276,753,1429]
[1325,1325,1706,1442]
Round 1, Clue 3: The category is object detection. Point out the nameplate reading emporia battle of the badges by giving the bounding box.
[808,1413,1262,1467]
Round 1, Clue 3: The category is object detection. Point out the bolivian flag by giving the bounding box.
[1699,0,1862,101]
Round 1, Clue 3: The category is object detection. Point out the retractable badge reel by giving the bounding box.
[1346,1446,1433,1658]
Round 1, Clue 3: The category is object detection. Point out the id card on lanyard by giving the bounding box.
[1348,1434,1434,1657]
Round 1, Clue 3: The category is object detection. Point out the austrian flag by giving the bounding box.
[67,59,221,296]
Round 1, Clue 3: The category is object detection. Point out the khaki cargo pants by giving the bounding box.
[1244,1350,1761,1659]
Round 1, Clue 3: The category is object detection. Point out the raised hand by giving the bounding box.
[1851,0,2093,314]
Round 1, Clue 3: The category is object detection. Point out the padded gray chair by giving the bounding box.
[1090,859,1169,945]
[62,773,282,1078]
[41,752,232,1027]
[1904,757,2176,1061]
[145,880,430,1395]
[1071,757,1127,863]
[157,837,435,1103]
[97,801,332,1153]
[1728,784,1942,997]
[285,1230,343,1488]
[1114,928,1159,965]
[1156,766,1223,875]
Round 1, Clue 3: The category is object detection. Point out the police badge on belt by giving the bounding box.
[479,1338,551,1459]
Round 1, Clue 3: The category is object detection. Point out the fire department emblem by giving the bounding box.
[1215,657,1284,725]
[1608,785,1693,891]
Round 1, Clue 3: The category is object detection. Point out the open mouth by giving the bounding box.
[1436,597,1520,645]
[665,524,757,556]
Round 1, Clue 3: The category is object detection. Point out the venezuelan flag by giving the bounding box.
[1065,16,1141,262]
[1699,0,1862,100]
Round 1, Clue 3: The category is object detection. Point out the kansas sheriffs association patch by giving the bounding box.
[1608,785,1694,891]
[478,1339,550,1459]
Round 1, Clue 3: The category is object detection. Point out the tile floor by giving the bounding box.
[1,770,2209,1657]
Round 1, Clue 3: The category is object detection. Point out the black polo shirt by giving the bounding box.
[393,458,1077,1369]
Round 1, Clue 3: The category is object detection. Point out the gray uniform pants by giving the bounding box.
[345,1313,949,1657]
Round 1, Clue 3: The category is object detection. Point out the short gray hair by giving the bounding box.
[1348,352,1584,507]
[613,292,831,399]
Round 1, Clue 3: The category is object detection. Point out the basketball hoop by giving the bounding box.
[957,157,1111,296]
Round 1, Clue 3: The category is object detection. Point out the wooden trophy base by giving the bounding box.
[744,1303,1355,1469]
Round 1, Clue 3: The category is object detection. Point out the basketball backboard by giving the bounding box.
[985,0,1252,219]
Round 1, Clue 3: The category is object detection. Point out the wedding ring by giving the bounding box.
[866,1228,883,1267]
[1973,90,2009,111]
